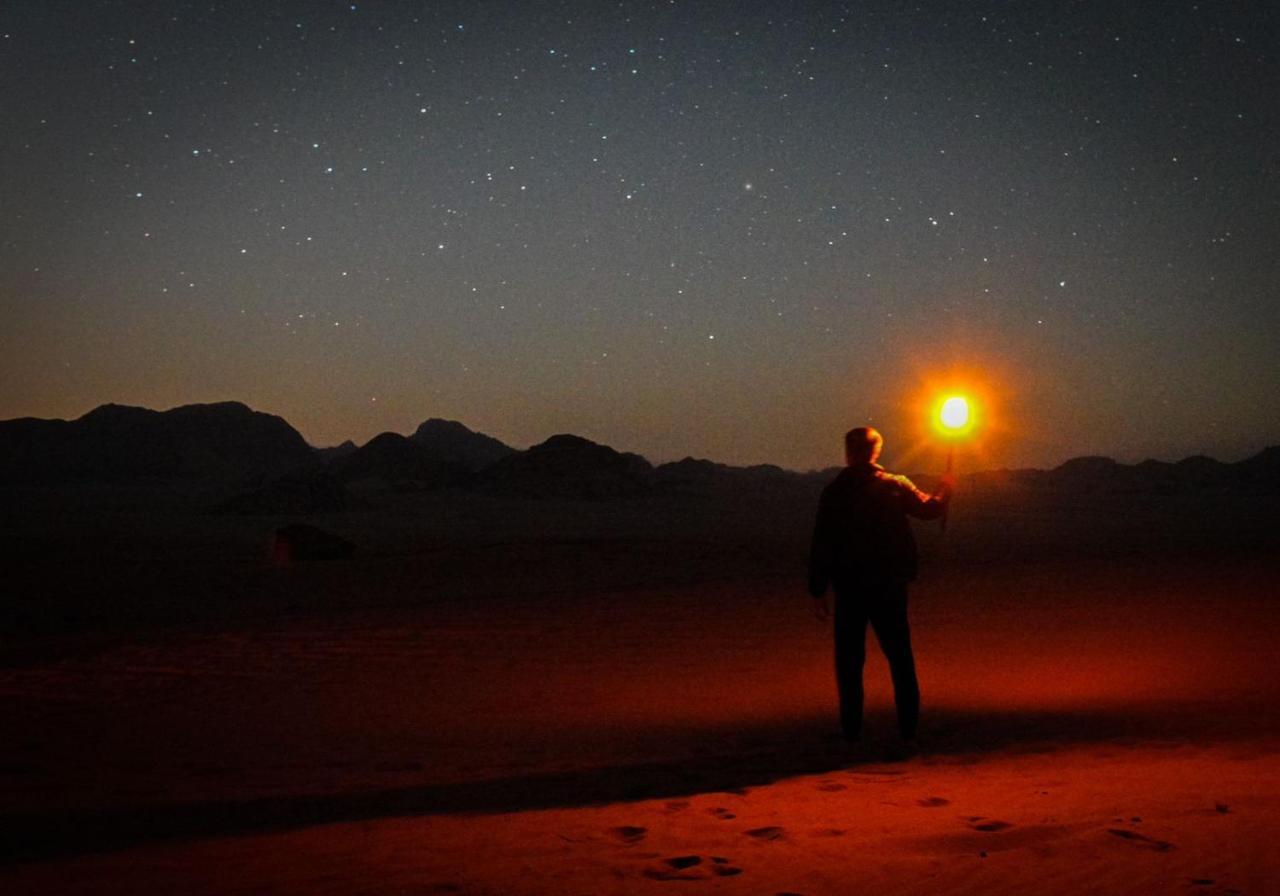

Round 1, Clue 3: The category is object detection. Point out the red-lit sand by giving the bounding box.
[2,553,1276,894]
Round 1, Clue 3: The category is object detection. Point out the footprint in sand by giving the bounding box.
[745,825,786,841]
[968,818,1014,832]
[664,799,690,813]
[611,825,648,844]
[918,796,950,808]
[643,855,743,880]
[1106,828,1174,851]
[816,779,847,792]
[708,807,737,820]
[708,857,742,877]
[644,867,701,881]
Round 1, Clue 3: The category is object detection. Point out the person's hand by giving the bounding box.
[811,594,831,622]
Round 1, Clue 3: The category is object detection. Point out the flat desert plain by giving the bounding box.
[1,485,1277,894]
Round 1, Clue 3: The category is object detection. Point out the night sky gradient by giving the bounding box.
[3,1,1277,470]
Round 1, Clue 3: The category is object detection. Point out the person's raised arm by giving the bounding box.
[895,472,954,520]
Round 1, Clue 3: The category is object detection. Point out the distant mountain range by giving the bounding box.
[0,402,314,484]
[967,449,1280,496]
[1,402,1276,508]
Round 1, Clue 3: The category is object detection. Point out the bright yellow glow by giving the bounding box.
[933,393,975,438]
[900,363,1007,469]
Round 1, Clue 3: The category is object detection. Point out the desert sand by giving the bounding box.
[1,483,1278,894]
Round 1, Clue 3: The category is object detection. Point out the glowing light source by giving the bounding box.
[934,394,974,438]
[940,396,969,431]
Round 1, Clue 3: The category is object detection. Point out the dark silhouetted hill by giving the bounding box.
[1045,451,1280,495]
[962,446,1280,497]
[331,432,470,491]
[479,434,652,497]
[315,440,358,463]
[410,418,514,472]
[0,402,315,485]
[653,456,823,497]
[1234,445,1280,490]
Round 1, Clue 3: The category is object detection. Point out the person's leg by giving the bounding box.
[832,590,869,741]
[868,583,920,740]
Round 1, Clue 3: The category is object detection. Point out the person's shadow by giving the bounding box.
[1,699,1266,864]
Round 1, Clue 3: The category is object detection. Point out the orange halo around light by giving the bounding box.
[896,365,1004,471]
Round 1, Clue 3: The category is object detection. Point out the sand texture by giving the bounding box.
[1,486,1277,893]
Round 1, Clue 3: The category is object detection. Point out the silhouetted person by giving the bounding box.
[808,426,952,747]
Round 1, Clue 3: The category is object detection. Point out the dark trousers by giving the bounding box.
[833,581,920,740]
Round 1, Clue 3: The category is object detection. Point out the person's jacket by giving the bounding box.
[808,462,948,596]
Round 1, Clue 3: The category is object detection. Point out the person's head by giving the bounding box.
[844,426,883,466]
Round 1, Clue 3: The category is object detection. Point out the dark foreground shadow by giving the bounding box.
[2,700,1274,865]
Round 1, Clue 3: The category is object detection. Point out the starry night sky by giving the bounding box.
[2,1,1277,470]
